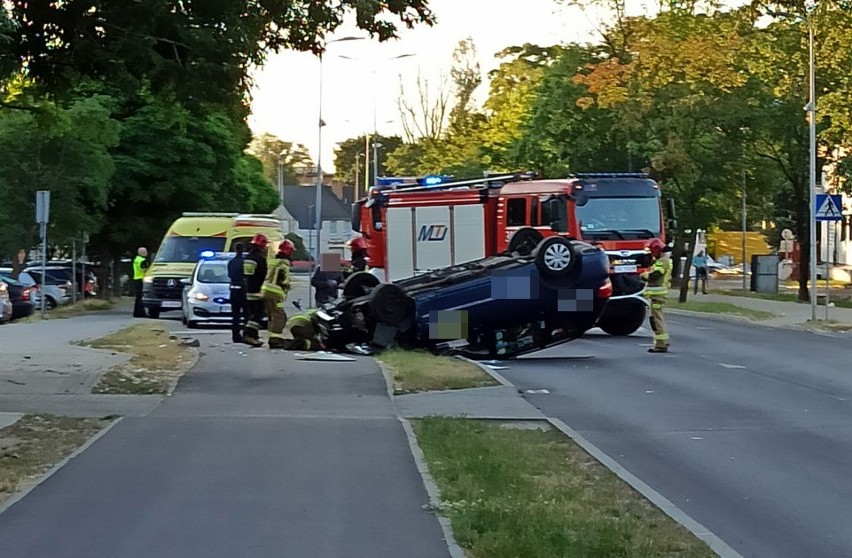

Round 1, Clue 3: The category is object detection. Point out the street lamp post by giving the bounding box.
[313,36,364,307]
[742,170,748,293]
[807,16,818,321]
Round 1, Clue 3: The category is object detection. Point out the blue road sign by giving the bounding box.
[815,194,843,222]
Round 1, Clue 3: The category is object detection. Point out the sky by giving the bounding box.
[247,0,657,173]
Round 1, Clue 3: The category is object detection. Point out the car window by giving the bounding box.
[196,263,229,283]
[506,198,527,226]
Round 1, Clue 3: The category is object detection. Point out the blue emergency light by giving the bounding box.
[422,175,444,186]
[199,250,216,259]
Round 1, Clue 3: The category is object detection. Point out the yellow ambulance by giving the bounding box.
[142,213,284,318]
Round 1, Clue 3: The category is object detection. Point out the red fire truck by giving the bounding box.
[351,173,672,336]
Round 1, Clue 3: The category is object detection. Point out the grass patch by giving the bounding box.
[707,289,800,303]
[672,300,778,321]
[23,298,118,321]
[377,349,499,394]
[84,322,195,395]
[0,414,111,506]
[413,418,714,558]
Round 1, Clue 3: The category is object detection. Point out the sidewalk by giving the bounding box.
[0,309,163,417]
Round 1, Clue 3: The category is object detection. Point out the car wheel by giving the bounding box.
[534,237,576,277]
[508,227,544,256]
[342,272,381,300]
[45,297,57,310]
[147,306,160,319]
[369,283,413,326]
[186,320,198,329]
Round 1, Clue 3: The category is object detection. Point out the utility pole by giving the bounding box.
[742,170,748,293]
[807,18,817,321]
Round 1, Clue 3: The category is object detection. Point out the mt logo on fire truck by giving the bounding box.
[418,224,448,242]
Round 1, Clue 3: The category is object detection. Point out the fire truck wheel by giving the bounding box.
[534,237,577,277]
[369,283,413,326]
[342,272,381,300]
[508,227,544,256]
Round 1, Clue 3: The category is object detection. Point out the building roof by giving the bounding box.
[281,185,351,229]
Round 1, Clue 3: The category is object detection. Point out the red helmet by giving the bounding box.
[348,237,367,253]
[646,238,666,257]
[251,234,269,249]
[277,239,295,258]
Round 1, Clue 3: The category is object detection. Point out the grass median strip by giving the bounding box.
[0,414,112,507]
[24,298,117,321]
[377,349,499,394]
[85,322,195,395]
[413,418,714,558]
[672,300,778,321]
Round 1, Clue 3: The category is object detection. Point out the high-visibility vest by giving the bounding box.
[261,259,290,299]
[133,255,147,280]
[644,257,672,298]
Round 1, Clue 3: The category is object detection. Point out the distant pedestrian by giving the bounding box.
[227,242,248,343]
[641,238,672,353]
[693,250,708,295]
[133,247,149,318]
[10,249,26,280]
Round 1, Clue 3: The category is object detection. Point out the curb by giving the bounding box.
[0,416,123,518]
[464,355,743,558]
[375,359,465,558]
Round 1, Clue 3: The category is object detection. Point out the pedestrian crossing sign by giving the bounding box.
[815,194,842,222]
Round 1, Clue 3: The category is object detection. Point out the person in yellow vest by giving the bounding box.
[641,238,673,353]
[262,240,295,349]
[133,247,149,318]
[282,310,325,351]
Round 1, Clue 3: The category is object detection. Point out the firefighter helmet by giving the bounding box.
[277,239,295,258]
[250,233,269,249]
[646,238,666,257]
[348,237,367,253]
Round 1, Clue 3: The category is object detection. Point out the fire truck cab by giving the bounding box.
[352,173,668,337]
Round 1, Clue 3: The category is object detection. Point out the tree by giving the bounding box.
[333,134,403,186]
[0,94,119,258]
[248,133,313,186]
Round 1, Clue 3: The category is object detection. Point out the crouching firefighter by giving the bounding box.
[242,234,269,347]
[283,310,325,351]
[641,238,673,353]
[262,240,295,349]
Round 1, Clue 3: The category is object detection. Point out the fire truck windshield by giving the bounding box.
[576,196,661,240]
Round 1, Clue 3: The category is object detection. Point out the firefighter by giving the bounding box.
[641,238,673,353]
[262,240,294,349]
[348,237,369,274]
[227,242,248,343]
[242,234,268,347]
[283,310,325,351]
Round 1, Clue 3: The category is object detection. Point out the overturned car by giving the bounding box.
[314,237,614,359]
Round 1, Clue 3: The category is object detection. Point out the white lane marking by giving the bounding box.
[525,389,550,394]
[696,326,713,330]
[719,363,747,369]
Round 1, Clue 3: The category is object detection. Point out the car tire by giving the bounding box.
[147,306,160,319]
[534,237,577,277]
[597,302,646,336]
[45,296,57,311]
[508,227,544,256]
[342,272,380,300]
[186,320,198,329]
[369,283,413,326]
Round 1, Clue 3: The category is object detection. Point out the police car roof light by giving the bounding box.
[199,250,216,259]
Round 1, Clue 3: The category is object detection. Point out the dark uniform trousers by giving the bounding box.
[229,285,247,342]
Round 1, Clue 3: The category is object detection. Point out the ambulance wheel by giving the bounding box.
[508,227,544,256]
[342,272,380,300]
[369,283,413,326]
[534,237,576,277]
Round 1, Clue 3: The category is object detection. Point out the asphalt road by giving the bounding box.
[0,336,450,558]
[500,316,852,558]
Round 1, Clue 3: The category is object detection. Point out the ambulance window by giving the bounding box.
[506,198,527,226]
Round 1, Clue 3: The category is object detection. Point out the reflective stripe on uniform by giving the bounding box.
[243,260,257,276]
[261,283,285,296]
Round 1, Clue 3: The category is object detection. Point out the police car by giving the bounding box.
[181,251,235,328]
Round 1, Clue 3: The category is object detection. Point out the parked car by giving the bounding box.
[18,267,73,309]
[23,264,97,299]
[181,254,234,328]
[315,237,613,359]
[0,281,12,323]
[0,275,35,320]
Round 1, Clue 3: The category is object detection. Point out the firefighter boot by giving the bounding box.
[268,337,287,349]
